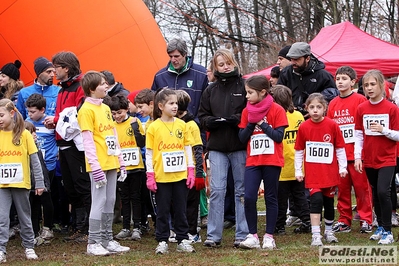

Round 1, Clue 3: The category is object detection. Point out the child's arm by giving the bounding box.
[131,118,145,148]
[30,152,44,196]
[354,129,364,173]
[82,130,107,188]
[185,145,195,189]
[238,123,256,143]
[294,150,304,182]
[370,122,399,141]
[257,121,286,143]
[145,148,157,192]
[336,148,348,177]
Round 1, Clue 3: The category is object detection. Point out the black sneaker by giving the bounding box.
[294,222,311,233]
[274,226,286,235]
[332,222,351,233]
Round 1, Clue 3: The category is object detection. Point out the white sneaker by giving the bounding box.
[262,234,276,250]
[0,251,6,263]
[177,239,195,253]
[168,230,177,243]
[311,235,323,246]
[155,241,168,254]
[131,228,141,241]
[87,243,110,256]
[378,231,394,245]
[239,234,260,249]
[105,240,130,253]
[115,229,131,240]
[391,212,399,227]
[286,215,301,227]
[40,226,54,240]
[324,231,338,243]
[188,233,202,243]
[25,248,38,260]
[370,226,384,240]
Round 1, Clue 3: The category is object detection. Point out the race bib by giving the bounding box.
[339,124,355,144]
[363,114,389,136]
[162,150,186,173]
[305,141,333,164]
[105,135,120,155]
[0,163,23,184]
[250,134,274,156]
[121,148,140,166]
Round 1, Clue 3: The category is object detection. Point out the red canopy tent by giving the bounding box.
[244,21,399,79]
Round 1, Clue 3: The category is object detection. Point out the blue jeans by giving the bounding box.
[207,150,248,242]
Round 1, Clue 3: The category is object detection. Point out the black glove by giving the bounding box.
[224,115,240,125]
[206,117,226,129]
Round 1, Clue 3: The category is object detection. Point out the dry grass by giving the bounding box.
[4,197,399,266]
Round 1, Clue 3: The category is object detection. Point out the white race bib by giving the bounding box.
[0,163,23,184]
[121,148,140,166]
[363,114,389,136]
[250,134,274,156]
[305,141,333,164]
[162,151,186,173]
[339,124,355,144]
[105,135,120,155]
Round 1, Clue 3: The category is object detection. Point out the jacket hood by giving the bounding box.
[299,55,326,75]
[59,73,83,89]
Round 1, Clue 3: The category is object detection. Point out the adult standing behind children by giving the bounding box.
[277,42,336,114]
[43,51,91,243]
[198,49,248,248]
[151,38,208,118]
[16,57,59,119]
[101,70,129,98]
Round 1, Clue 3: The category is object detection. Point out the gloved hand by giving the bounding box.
[92,168,107,189]
[146,172,157,193]
[205,117,226,129]
[186,167,195,189]
[224,115,239,125]
[118,166,127,182]
[195,176,205,191]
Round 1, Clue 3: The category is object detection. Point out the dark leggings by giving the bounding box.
[310,192,334,221]
[365,167,395,232]
[30,191,54,235]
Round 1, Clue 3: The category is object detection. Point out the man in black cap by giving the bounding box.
[277,45,291,71]
[277,42,336,114]
[16,57,59,119]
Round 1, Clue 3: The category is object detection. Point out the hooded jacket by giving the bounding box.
[151,56,208,117]
[277,55,335,109]
[198,71,247,152]
[16,81,60,119]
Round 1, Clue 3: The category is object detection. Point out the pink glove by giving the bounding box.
[118,165,127,182]
[186,167,195,189]
[146,172,157,193]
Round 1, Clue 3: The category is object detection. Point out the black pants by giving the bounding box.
[365,166,395,231]
[59,146,91,230]
[155,180,189,242]
[30,191,54,235]
[187,187,200,235]
[276,180,310,228]
[119,171,143,229]
[140,173,156,225]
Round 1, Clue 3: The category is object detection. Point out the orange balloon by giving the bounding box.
[0,0,168,91]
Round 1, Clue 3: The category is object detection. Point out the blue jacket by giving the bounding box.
[16,81,60,119]
[151,56,208,117]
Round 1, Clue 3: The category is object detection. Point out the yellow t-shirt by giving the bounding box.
[186,120,202,147]
[115,117,145,171]
[280,110,304,181]
[146,118,193,183]
[78,102,120,172]
[0,130,38,189]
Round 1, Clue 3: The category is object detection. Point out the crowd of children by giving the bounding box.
[1,47,399,263]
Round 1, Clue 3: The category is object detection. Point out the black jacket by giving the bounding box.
[277,55,336,110]
[107,82,129,98]
[198,73,247,152]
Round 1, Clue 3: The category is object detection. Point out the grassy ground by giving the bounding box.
[4,197,399,266]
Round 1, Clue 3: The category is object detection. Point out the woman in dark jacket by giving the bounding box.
[198,49,248,247]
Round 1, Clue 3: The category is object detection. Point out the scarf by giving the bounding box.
[247,94,273,123]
